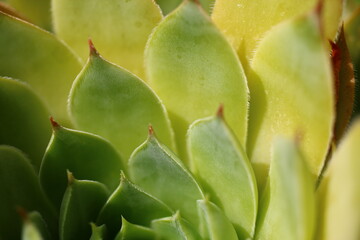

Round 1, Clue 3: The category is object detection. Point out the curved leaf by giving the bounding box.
[197,199,238,240]
[0,146,57,240]
[188,110,257,239]
[39,119,124,210]
[247,14,334,189]
[59,173,109,240]
[254,138,315,240]
[212,0,342,63]
[69,43,175,161]
[128,130,204,226]
[115,217,156,240]
[97,172,172,239]
[52,0,162,79]
[317,120,360,240]
[0,77,51,171]
[145,0,248,162]
[151,212,201,240]
[0,12,82,124]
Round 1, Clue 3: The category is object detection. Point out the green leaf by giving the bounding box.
[115,217,156,240]
[21,211,51,240]
[145,0,248,162]
[247,14,334,190]
[254,138,315,240]
[316,120,360,240]
[155,0,215,15]
[197,199,238,240]
[212,0,342,64]
[52,0,162,80]
[0,12,82,125]
[97,172,172,239]
[5,0,52,30]
[89,223,106,240]
[128,131,204,226]
[0,77,51,171]
[59,172,109,240]
[69,43,175,161]
[0,146,57,240]
[187,110,257,239]
[151,212,201,240]
[39,119,124,210]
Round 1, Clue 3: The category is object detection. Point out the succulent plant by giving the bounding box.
[0,0,359,239]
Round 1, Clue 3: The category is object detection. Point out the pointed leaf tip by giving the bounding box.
[49,116,61,129]
[88,39,99,56]
[216,104,224,118]
[66,170,75,185]
[148,124,155,136]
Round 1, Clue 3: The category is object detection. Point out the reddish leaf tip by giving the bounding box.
[148,124,155,136]
[88,38,99,56]
[216,104,224,118]
[16,206,28,221]
[50,116,60,129]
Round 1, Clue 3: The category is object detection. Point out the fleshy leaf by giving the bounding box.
[247,14,334,189]
[212,0,342,64]
[5,0,51,30]
[97,172,172,239]
[21,211,51,240]
[197,199,238,240]
[115,217,156,240]
[155,0,215,15]
[145,0,249,162]
[59,173,109,240]
[39,119,124,210]
[254,138,315,240]
[330,27,355,143]
[69,43,175,161]
[0,77,51,171]
[128,130,204,226]
[89,223,106,240]
[317,120,360,240]
[0,12,82,125]
[0,146,57,240]
[187,110,257,239]
[151,212,201,240]
[52,0,162,79]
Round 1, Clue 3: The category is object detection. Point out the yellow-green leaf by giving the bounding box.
[69,43,175,161]
[247,14,334,189]
[0,12,82,125]
[156,0,215,15]
[317,120,360,240]
[188,110,257,239]
[212,0,342,64]
[145,0,249,162]
[52,0,162,79]
[254,138,315,240]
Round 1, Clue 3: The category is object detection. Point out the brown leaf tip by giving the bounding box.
[216,104,224,118]
[190,0,201,5]
[148,124,155,136]
[50,116,60,129]
[16,206,28,221]
[67,170,75,185]
[88,38,99,56]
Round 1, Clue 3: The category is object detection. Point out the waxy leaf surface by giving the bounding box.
[52,0,162,79]
[197,199,238,240]
[0,12,82,125]
[254,138,315,240]
[69,49,175,161]
[129,133,204,226]
[97,173,172,239]
[59,175,109,240]
[248,15,334,189]
[317,120,360,240]
[115,217,156,240]
[151,212,201,240]
[146,0,248,161]
[0,77,51,171]
[0,146,56,240]
[40,123,124,210]
[212,0,342,63]
[188,114,257,239]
